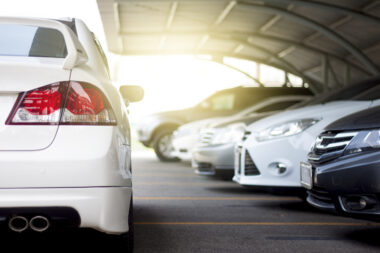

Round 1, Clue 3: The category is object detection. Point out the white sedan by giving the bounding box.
[0,17,143,251]
[172,95,310,162]
[234,78,380,192]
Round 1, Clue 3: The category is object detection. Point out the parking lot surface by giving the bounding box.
[132,152,380,253]
[1,151,379,252]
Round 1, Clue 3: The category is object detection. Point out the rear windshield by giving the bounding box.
[0,24,67,58]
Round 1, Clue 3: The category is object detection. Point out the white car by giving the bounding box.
[172,95,311,161]
[0,17,143,250]
[234,78,380,191]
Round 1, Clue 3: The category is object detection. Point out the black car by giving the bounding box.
[302,104,380,221]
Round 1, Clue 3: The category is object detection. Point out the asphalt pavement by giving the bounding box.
[1,151,379,252]
[132,151,380,253]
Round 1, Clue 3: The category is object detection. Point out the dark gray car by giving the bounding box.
[303,103,380,221]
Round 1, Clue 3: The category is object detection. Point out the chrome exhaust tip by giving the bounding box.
[8,216,29,233]
[29,216,50,232]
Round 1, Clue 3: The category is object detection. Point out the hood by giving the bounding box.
[246,100,372,132]
[326,105,380,131]
[212,112,275,128]
[177,117,225,132]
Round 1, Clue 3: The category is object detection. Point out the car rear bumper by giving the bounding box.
[0,126,132,188]
[0,187,132,234]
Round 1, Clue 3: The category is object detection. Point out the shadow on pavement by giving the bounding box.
[344,227,380,248]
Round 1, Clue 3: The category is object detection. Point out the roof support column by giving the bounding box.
[322,55,329,90]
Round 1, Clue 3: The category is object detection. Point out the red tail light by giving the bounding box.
[6,81,116,125]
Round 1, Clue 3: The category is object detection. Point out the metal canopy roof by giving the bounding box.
[97,0,380,91]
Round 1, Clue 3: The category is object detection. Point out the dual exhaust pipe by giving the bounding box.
[8,216,50,233]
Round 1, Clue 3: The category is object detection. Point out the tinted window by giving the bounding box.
[0,24,67,58]
[353,84,380,100]
[255,100,302,113]
[211,93,235,110]
[318,79,380,103]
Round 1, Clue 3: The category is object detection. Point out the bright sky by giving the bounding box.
[0,0,291,123]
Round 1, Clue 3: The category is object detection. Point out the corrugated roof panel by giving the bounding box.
[170,1,229,31]
[123,35,162,51]
[162,35,201,50]
[264,17,312,41]
[202,38,238,53]
[282,47,321,71]
[292,5,346,26]
[238,46,273,61]
[336,19,380,50]
[314,0,372,9]
[221,5,274,32]
[305,36,347,57]
[119,2,171,32]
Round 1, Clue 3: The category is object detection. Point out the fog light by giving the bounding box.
[359,198,367,209]
[268,162,287,176]
[343,195,378,211]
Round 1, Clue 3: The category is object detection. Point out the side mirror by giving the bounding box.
[119,85,144,104]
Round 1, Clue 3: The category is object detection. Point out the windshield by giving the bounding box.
[0,24,67,58]
[301,78,380,106]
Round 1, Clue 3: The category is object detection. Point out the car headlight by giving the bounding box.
[256,118,320,142]
[211,123,246,145]
[344,130,380,155]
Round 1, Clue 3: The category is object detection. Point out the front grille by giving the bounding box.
[244,152,260,176]
[198,162,212,169]
[308,131,357,163]
[309,186,334,204]
[236,145,242,175]
[199,129,215,146]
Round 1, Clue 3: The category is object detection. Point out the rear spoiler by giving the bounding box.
[0,17,88,70]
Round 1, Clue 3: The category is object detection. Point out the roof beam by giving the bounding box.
[113,2,124,53]
[213,1,237,27]
[165,1,178,30]
[238,2,379,75]
[116,0,380,24]
[204,58,265,87]
[259,15,282,33]
[259,3,294,33]
[159,1,178,50]
[196,1,237,51]
[209,34,322,91]
[120,30,370,75]
[303,16,352,43]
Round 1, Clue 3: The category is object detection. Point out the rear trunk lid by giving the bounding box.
[0,57,70,150]
[0,17,86,151]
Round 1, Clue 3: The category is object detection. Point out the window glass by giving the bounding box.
[211,94,235,110]
[353,84,380,100]
[0,24,67,58]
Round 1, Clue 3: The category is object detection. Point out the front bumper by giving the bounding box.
[233,130,316,188]
[307,151,380,219]
[172,133,199,161]
[192,143,235,178]
[0,187,132,234]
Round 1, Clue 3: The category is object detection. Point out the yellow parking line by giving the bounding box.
[134,182,235,186]
[133,174,198,178]
[134,196,300,201]
[135,221,377,226]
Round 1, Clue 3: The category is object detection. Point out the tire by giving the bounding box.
[153,129,179,162]
[112,198,134,252]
